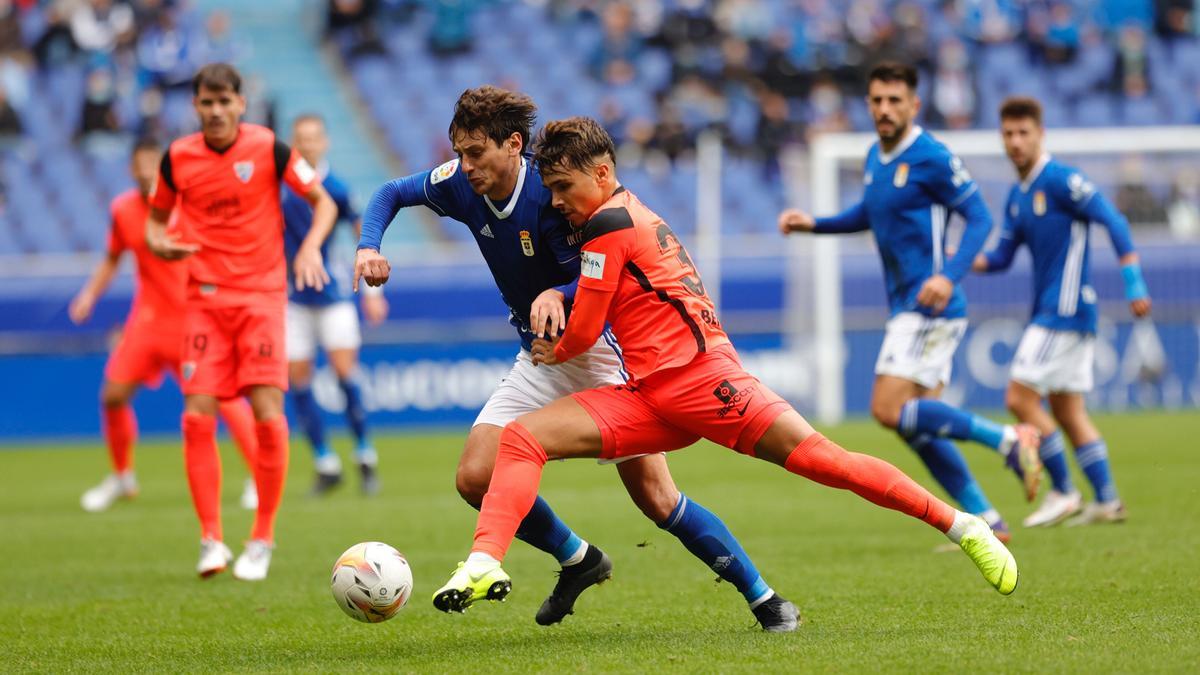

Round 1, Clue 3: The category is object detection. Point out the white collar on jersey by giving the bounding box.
[483,157,527,220]
[1019,153,1052,193]
[878,125,923,165]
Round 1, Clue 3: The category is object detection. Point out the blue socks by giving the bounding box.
[902,432,994,516]
[291,385,331,459]
[901,399,1008,452]
[1075,439,1118,503]
[512,495,586,564]
[1040,430,1074,494]
[658,493,772,607]
[338,377,375,464]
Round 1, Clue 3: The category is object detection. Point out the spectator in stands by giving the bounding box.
[326,0,384,58]
[428,0,474,56]
[930,38,976,129]
[1043,2,1082,64]
[80,66,119,136]
[0,84,20,137]
[70,0,136,54]
[192,11,246,68]
[0,0,31,111]
[1154,0,1195,38]
[753,90,796,179]
[33,4,78,68]
[1166,168,1200,239]
[136,9,192,90]
[1115,156,1168,224]
[589,1,642,85]
[1113,23,1154,98]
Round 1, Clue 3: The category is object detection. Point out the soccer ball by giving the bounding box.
[330,542,413,623]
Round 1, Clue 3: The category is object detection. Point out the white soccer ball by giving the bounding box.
[330,542,413,623]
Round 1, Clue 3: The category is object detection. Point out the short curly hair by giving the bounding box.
[532,116,617,174]
[448,86,538,152]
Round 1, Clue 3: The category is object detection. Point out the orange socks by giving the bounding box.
[182,412,222,540]
[251,415,289,542]
[474,422,547,561]
[785,433,955,532]
[217,398,258,473]
[103,404,137,474]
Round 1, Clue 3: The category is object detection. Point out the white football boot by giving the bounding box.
[239,478,258,511]
[1065,500,1127,526]
[197,538,234,578]
[81,471,139,512]
[1023,489,1083,528]
[233,539,274,581]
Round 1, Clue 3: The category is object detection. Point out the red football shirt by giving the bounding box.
[148,123,319,307]
[107,188,186,327]
[554,187,729,378]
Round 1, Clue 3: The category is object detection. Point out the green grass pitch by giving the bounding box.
[3,411,1198,672]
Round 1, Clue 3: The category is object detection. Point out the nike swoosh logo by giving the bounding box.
[737,397,754,416]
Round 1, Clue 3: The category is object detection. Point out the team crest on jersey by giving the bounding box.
[893,163,909,187]
[1033,190,1047,216]
[233,161,254,183]
[519,230,535,256]
[431,159,459,185]
[182,361,196,381]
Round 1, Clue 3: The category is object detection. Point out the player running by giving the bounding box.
[283,113,388,496]
[778,62,1042,539]
[356,86,798,630]
[146,63,337,580]
[972,96,1149,527]
[71,139,259,514]
[427,116,1019,617]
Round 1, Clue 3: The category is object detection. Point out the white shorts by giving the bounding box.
[475,332,627,428]
[285,301,362,362]
[1010,324,1094,395]
[874,312,967,389]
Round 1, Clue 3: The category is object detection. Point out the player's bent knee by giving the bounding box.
[455,462,490,507]
[870,399,902,429]
[617,456,679,522]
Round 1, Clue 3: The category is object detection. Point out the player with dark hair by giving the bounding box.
[972,96,1150,526]
[358,86,799,630]
[779,62,1043,540]
[71,139,260,514]
[283,113,388,496]
[146,63,338,580]
[427,115,1020,618]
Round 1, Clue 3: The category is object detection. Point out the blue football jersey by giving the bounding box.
[360,157,581,350]
[859,126,982,319]
[284,167,360,305]
[989,155,1136,334]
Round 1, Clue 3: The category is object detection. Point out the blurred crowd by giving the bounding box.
[0,0,266,148]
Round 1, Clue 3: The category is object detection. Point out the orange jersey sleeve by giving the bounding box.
[106,202,126,257]
[279,145,319,196]
[148,153,177,214]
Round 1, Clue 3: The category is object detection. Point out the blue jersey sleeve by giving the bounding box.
[813,201,869,233]
[944,190,992,282]
[326,178,359,224]
[982,200,1023,272]
[1056,170,1136,258]
[358,159,464,251]
[921,150,990,282]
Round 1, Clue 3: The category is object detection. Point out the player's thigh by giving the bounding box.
[1005,379,1044,416]
[316,303,361,377]
[515,396,608,460]
[105,328,166,391]
[285,302,317,363]
[753,409,820,467]
[99,378,140,407]
[870,374,925,427]
[646,346,791,456]
[234,303,288,396]
[181,306,239,399]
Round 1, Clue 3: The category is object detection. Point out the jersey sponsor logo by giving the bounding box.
[713,379,756,418]
[519,230,534,256]
[430,159,459,185]
[479,224,494,238]
[864,171,873,186]
[893,162,909,187]
[1067,172,1095,202]
[293,157,317,185]
[580,250,606,279]
[1033,190,1047,216]
[949,155,972,187]
[233,161,255,183]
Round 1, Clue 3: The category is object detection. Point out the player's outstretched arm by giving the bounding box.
[145,207,199,260]
[780,202,869,235]
[294,183,337,292]
[69,251,121,325]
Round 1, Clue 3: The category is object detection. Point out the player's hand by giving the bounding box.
[293,245,330,292]
[68,291,95,325]
[778,209,815,235]
[361,293,389,326]
[355,248,391,292]
[531,336,562,366]
[971,254,989,273]
[916,274,954,314]
[530,288,566,339]
[146,230,199,260]
[1130,296,1152,318]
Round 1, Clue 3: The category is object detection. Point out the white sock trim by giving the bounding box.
[945,510,973,544]
[748,588,775,610]
[561,541,589,567]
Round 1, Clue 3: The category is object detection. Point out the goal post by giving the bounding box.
[797,125,1200,425]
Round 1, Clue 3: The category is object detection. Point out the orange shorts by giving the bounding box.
[181,302,287,399]
[105,320,182,387]
[571,344,791,460]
